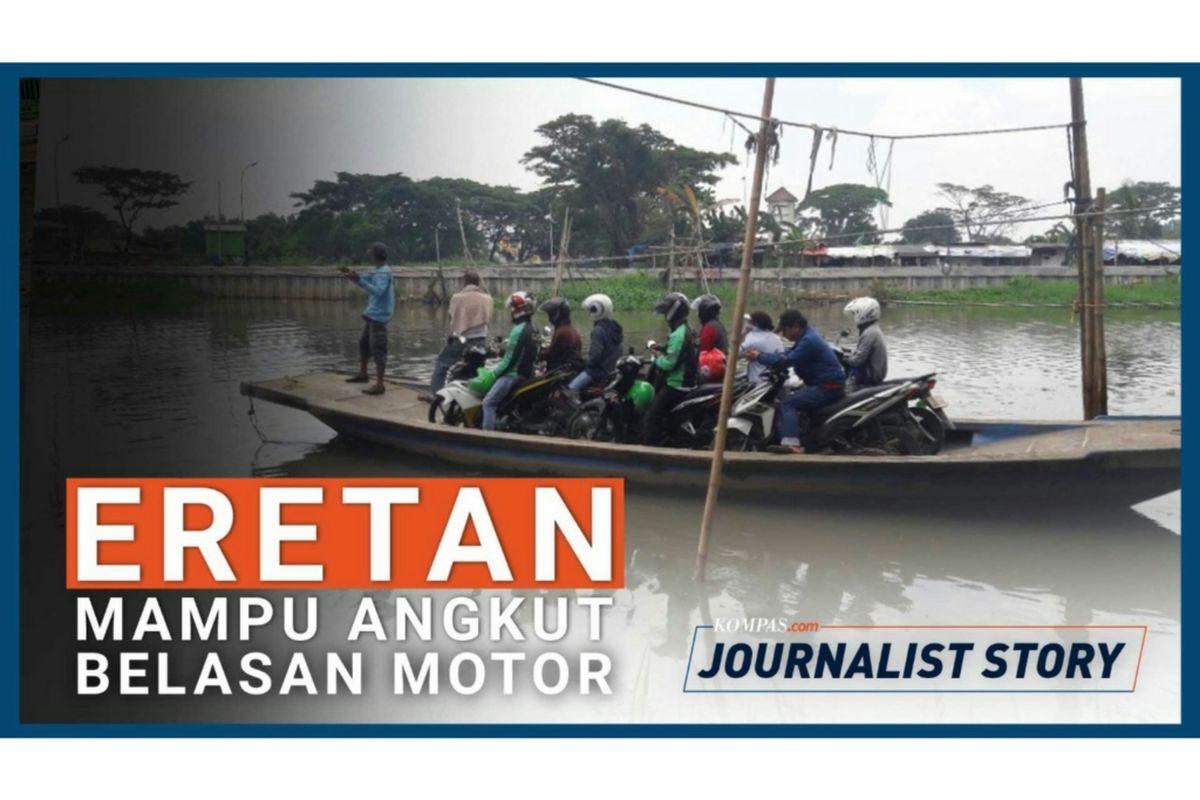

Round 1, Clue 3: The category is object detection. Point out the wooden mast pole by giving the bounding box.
[552,207,570,297]
[1069,78,1107,419]
[694,77,776,582]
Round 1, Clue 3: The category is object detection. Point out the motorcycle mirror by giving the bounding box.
[839,329,850,338]
[628,346,635,355]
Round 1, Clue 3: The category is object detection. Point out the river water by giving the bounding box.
[22,298,1182,725]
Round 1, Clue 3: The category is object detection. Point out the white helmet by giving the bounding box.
[583,293,614,321]
[844,296,881,326]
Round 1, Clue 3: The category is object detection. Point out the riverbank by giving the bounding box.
[30,263,1181,310]
[546,271,1183,311]
[887,275,1181,308]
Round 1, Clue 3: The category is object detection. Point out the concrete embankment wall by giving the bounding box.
[34,263,1180,301]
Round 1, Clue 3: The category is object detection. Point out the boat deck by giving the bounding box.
[242,371,1181,504]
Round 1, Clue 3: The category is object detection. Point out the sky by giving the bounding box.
[35,77,1181,241]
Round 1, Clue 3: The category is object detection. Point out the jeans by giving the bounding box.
[430,336,486,395]
[482,374,521,431]
[568,370,593,394]
[779,385,844,445]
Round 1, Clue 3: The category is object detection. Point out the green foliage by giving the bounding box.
[521,114,737,256]
[1025,221,1073,244]
[1105,181,1180,239]
[891,274,1180,306]
[934,183,1029,242]
[547,270,769,312]
[703,205,784,243]
[901,210,960,245]
[800,183,890,243]
[73,165,192,259]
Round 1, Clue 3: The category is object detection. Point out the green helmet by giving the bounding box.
[627,380,654,414]
[467,367,496,396]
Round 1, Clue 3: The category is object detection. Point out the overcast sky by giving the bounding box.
[36,77,1180,240]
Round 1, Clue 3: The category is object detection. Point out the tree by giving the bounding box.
[1025,221,1073,244]
[799,183,890,243]
[1105,180,1180,239]
[522,114,736,255]
[934,183,1030,242]
[901,210,960,245]
[73,166,192,262]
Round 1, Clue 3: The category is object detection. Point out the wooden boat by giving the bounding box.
[241,372,1180,507]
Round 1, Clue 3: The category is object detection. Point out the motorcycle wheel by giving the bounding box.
[910,407,946,455]
[566,405,615,442]
[821,417,887,455]
[428,397,465,427]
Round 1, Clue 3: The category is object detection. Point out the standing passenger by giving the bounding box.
[339,241,395,396]
[429,269,493,396]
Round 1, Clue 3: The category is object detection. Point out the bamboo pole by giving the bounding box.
[1091,188,1109,416]
[552,207,571,297]
[455,198,475,266]
[694,77,776,582]
[1069,77,1107,420]
[666,227,676,291]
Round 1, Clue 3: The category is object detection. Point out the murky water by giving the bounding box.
[22,298,1181,724]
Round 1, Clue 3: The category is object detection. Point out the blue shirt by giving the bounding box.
[756,325,846,387]
[356,264,395,322]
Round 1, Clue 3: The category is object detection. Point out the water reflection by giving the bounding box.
[21,297,1182,723]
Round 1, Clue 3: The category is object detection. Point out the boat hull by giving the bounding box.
[242,372,1180,507]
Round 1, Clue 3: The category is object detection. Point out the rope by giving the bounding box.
[578,77,1070,142]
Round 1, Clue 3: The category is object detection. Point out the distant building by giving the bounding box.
[796,239,1181,268]
[203,223,246,265]
[766,186,799,225]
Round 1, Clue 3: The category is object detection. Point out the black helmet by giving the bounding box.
[539,297,571,327]
[653,292,690,327]
[691,293,722,323]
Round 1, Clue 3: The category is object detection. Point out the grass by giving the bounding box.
[887,274,1181,306]
[526,270,783,311]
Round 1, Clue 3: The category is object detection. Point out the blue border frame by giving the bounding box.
[4,62,1190,737]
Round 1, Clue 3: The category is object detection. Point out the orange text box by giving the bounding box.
[66,477,624,590]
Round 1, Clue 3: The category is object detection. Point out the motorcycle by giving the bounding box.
[428,330,578,435]
[645,339,746,448]
[564,351,655,443]
[830,329,953,455]
[724,329,953,455]
[427,335,498,427]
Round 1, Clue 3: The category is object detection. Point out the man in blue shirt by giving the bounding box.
[339,242,395,395]
[745,308,845,454]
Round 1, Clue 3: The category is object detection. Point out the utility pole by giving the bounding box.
[694,77,776,582]
[1069,78,1107,419]
[240,161,258,224]
[53,133,69,223]
[216,180,223,267]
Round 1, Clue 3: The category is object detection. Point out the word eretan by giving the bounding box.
[67,478,623,589]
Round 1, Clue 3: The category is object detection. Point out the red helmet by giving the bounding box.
[506,291,536,319]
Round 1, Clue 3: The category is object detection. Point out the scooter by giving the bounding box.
[804,372,948,455]
[643,340,748,449]
[427,336,497,427]
[428,329,578,434]
[565,351,656,443]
